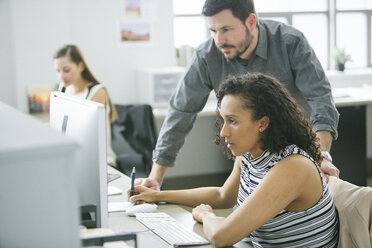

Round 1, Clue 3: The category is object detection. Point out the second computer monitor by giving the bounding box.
[49,91,108,228]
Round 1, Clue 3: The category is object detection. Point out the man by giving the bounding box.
[136,0,340,190]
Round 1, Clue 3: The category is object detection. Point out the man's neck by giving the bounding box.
[239,27,259,61]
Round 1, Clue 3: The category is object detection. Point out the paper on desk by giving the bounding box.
[80,228,132,248]
[108,186,122,196]
[108,202,133,212]
[80,227,115,238]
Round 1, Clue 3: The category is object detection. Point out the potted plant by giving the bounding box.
[332,48,352,71]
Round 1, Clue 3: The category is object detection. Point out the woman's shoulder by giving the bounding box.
[88,82,105,96]
[279,153,314,168]
[274,145,317,171]
[88,83,109,105]
[279,144,305,157]
[88,82,109,95]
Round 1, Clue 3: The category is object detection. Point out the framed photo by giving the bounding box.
[118,20,151,47]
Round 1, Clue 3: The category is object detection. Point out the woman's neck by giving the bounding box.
[249,148,265,159]
[71,78,90,94]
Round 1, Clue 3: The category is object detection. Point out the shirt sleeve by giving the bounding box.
[153,52,213,167]
[289,33,340,139]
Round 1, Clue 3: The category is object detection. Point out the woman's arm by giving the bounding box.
[194,155,323,247]
[130,157,242,208]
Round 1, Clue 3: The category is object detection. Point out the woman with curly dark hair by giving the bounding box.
[214,72,322,164]
[130,73,339,247]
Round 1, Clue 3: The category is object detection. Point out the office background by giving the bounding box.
[1,0,372,183]
[0,0,176,111]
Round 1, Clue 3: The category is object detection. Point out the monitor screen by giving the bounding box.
[49,91,108,228]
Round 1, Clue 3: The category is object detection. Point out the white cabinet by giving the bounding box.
[137,67,185,107]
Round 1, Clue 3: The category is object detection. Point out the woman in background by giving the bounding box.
[130,73,339,247]
[53,44,118,166]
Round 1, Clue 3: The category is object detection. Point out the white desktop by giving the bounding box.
[49,91,108,228]
[0,101,80,248]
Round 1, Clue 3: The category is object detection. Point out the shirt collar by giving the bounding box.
[254,20,268,60]
[245,149,271,168]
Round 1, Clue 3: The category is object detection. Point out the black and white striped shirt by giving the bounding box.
[238,144,339,247]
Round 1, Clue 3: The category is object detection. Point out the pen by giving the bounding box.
[130,167,135,197]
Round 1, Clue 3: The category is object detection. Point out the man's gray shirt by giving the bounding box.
[153,19,339,167]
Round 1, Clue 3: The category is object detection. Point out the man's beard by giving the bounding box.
[219,27,253,60]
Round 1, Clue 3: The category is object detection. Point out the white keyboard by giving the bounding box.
[135,212,209,247]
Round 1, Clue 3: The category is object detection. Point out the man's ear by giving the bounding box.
[245,13,257,32]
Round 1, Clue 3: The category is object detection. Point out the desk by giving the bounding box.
[107,166,252,248]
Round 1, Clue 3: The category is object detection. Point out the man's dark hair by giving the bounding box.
[202,0,257,24]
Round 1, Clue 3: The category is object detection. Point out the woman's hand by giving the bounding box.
[127,185,158,204]
[192,204,215,223]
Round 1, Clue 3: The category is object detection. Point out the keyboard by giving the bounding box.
[135,212,209,247]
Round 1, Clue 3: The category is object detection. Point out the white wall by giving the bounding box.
[0,0,15,107]
[0,0,176,111]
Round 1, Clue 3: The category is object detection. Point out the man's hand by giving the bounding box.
[134,178,161,191]
[320,159,340,183]
[133,163,168,191]
[316,131,340,183]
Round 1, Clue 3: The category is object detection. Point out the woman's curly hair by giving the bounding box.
[214,73,322,165]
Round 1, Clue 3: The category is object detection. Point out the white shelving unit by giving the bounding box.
[136,67,185,107]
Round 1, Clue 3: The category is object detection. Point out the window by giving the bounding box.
[173,0,372,69]
[173,0,207,48]
[335,1,372,68]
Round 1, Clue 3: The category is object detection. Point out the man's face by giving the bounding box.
[207,9,254,60]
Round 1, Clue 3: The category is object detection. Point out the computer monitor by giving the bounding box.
[49,91,108,228]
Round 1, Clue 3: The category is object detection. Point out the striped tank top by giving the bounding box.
[238,144,339,247]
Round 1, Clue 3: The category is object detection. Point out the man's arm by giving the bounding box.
[287,31,340,180]
[136,51,213,189]
[316,130,340,181]
[288,31,339,139]
[316,130,332,152]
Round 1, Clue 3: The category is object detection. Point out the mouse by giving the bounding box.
[126,203,158,216]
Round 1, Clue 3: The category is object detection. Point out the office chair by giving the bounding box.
[111,104,157,178]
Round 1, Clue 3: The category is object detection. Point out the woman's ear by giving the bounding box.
[259,116,270,132]
[78,61,85,72]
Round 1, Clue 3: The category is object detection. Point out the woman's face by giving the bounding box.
[54,56,84,87]
[219,94,268,158]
